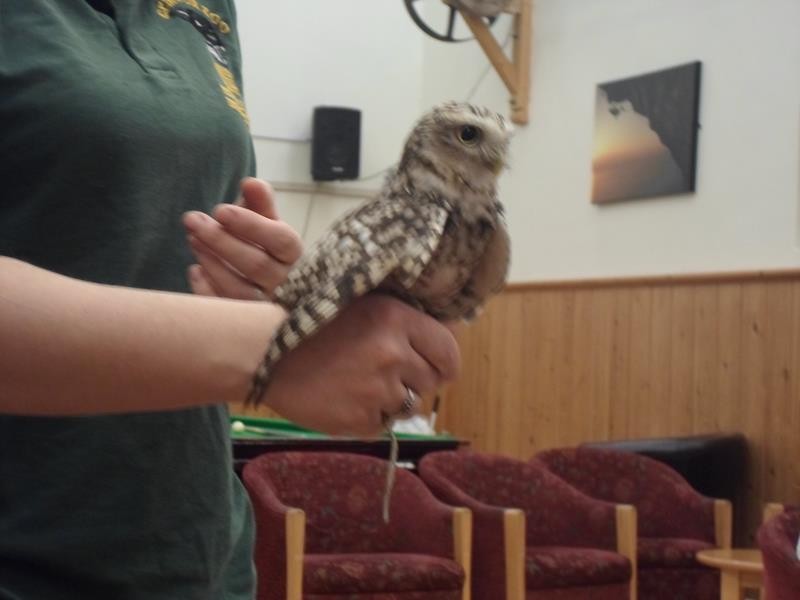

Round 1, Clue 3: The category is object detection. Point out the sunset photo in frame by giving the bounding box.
[591,61,702,204]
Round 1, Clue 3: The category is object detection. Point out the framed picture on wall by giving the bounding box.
[591,61,702,204]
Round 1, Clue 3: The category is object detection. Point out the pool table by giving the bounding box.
[230,415,467,475]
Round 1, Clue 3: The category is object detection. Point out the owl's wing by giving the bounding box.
[274,194,450,306]
[384,195,452,290]
[457,214,510,321]
[246,195,450,406]
[470,213,510,298]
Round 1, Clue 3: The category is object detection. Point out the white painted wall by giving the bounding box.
[423,0,800,281]
[236,1,424,242]
[239,0,800,282]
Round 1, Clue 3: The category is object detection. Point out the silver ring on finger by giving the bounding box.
[398,385,419,418]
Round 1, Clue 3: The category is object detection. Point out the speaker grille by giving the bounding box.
[311,107,361,181]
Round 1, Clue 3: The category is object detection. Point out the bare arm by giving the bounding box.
[0,256,284,415]
[179,178,462,435]
[0,257,460,433]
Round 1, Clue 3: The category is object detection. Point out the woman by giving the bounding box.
[0,2,459,598]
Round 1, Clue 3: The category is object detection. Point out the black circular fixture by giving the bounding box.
[403,0,499,42]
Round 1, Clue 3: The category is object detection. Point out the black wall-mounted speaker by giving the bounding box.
[311,106,361,181]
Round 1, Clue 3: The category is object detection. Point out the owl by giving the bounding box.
[247,101,512,406]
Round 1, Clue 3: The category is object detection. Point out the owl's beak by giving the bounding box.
[491,158,506,175]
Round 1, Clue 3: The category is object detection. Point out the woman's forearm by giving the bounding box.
[0,257,285,415]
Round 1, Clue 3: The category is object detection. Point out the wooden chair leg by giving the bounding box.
[453,508,473,600]
[503,509,526,600]
[616,504,638,600]
[285,509,305,600]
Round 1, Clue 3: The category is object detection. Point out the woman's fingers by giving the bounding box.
[237,177,279,220]
[406,311,461,382]
[188,236,266,300]
[182,177,302,298]
[212,204,302,267]
[187,264,218,297]
[223,178,301,265]
[183,210,293,296]
[263,295,461,437]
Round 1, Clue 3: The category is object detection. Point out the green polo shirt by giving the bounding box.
[0,2,256,598]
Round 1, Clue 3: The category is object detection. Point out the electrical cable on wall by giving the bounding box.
[464,25,514,102]
[299,191,315,241]
[251,134,311,144]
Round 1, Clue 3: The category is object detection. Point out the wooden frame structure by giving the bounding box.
[762,502,785,524]
[284,507,472,600]
[285,509,305,600]
[503,509,526,600]
[616,505,638,600]
[502,505,639,600]
[452,0,533,124]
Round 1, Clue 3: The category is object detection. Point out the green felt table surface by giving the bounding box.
[229,415,456,442]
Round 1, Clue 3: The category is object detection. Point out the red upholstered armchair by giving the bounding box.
[758,505,800,600]
[534,447,732,600]
[242,451,471,600]
[419,450,636,600]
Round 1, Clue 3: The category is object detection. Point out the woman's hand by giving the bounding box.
[263,294,461,437]
[183,178,302,299]
[182,179,462,437]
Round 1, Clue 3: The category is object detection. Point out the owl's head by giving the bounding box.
[406,101,512,184]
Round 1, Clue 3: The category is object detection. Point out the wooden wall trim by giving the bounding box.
[505,268,800,292]
[442,273,800,545]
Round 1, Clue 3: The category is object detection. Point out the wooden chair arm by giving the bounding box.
[763,502,784,523]
[452,508,473,600]
[503,508,526,600]
[615,504,637,600]
[285,508,305,600]
[714,499,733,549]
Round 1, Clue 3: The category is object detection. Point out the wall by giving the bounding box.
[439,270,800,542]
[234,1,800,537]
[240,1,800,280]
[422,0,800,282]
[420,0,800,540]
[236,1,424,243]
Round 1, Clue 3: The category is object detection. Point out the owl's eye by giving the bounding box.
[458,125,481,145]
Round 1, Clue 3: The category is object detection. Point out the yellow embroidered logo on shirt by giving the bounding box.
[156,0,231,33]
[214,63,249,124]
[157,1,249,125]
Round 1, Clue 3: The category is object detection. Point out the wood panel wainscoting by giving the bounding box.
[438,269,800,543]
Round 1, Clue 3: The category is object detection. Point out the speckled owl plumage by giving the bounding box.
[246,101,512,406]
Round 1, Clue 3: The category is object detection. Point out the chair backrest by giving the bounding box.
[243,451,451,554]
[420,450,617,548]
[758,509,800,600]
[535,446,715,540]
